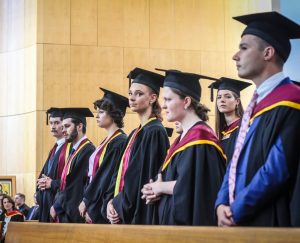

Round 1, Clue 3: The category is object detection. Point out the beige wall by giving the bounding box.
[0,0,272,205]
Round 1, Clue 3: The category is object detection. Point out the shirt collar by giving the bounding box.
[256,72,286,104]
[72,135,87,150]
[56,137,65,147]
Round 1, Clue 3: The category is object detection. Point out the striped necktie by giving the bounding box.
[228,90,258,205]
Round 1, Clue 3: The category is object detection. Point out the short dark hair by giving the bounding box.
[257,37,284,67]
[16,193,26,201]
[71,118,87,134]
[94,99,125,128]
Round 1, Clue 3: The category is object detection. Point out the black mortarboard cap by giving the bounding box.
[46,107,63,125]
[156,68,218,102]
[208,77,252,101]
[164,127,174,137]
[61,108,94,127]
[99,88,129,115]
[127,67,164,94]
[233,11,300,62]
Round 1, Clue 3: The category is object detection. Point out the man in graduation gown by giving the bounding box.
[50,108,95,223]
[36,108,70,222]
[216,12,300,227]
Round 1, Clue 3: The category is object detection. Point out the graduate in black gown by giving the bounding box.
[142,70,226,225]
[209,78,251,162]
[216,12,300,227]
[36,108,70,222]
[50,108,95,223]
[78,88,128,223]
[104,68,170,225]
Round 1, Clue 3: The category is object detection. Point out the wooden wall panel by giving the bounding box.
[123,48,150,77]
[123,0,149,48]
[149,49,175,71]
[71,0,98,45]
[98,0,124,47]
[98,47,125,93]
[37,0,70,44]
[149,0,175,49]
[43,44,71,108]
[174,0,201,50]
[70,45,100,107]
[198,0,225,52]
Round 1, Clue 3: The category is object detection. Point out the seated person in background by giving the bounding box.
[0,195,24,242]
[14,193,30,219]
[27,193,40,220]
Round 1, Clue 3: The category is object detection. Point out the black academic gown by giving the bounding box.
[17,204,30,219]
[159,122,226,225]
[36,143,67,222]
[216,79,300,226]
[103,119,169,224]
[83,132,127,223]
[54,140,95,223]
[220,119,240,163]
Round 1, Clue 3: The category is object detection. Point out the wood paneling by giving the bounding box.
[174,0,202,50]
[71,0,98,45]
[43,44,71,108]
[150,0,175,49]
[123,0,149,48]
[37,0,70,44]
[98,0,124,47]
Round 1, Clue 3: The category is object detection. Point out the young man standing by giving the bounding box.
[50,108,95,223]
[36,108,70,222]
[216,12,300,226]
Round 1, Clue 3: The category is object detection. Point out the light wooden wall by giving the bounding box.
[0,0,272,205]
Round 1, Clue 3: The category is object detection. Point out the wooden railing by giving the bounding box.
[4,222,300,243]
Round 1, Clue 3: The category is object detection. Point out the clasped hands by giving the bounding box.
[37,174,52,191]
[141,173,163,204]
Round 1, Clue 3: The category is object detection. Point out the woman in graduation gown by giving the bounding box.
[104,68,170,225]
[142,70,226,225]
[78,88,128,224]
[209,78,251,161]
[0,195,24,242]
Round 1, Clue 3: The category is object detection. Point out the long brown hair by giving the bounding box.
[146,86,163,121]
[170,88,210,121]
[215,91,244,139]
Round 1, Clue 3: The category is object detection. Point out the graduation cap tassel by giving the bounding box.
[210,86,214,102]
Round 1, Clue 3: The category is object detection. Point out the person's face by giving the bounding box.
[232,35,266,80]
[14,195,23,206]
[174,121,183,134]
[128,83,156,114]
[3,198,13,211]
[62,118,78,143]
[49,117,64,139]
[95,108,113,129]
[217,90,239,114]
[163,87,186,122]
